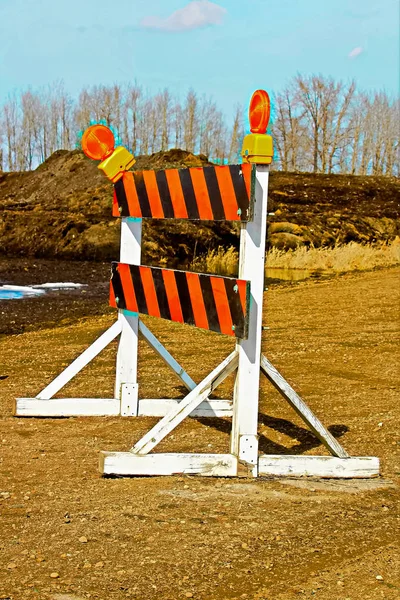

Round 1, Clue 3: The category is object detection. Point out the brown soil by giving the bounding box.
[0,258,112,336]
[0,267,399,599]
[1,150,399,266]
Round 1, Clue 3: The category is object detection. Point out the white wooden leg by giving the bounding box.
[260,354,349,458]
[138,320,196,391]
[114,217,142,399]
[132,350,238,455]
[231,165,269,476]
[114,311,139,399]
[34,320,122,400]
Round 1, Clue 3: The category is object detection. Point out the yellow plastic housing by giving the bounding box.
[241,133,273,164]
[98,146,136,182]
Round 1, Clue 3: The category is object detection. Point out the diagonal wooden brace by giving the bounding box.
[260,354,349,458]
[131,350,239,455]
[36,320,122,400]
[138,320,196,391]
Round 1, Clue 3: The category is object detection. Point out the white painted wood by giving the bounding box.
[132,350,239,455]
[138,398,232,417]
[15,397,120,417]
[115,311,139,399]
[138,320,196,391]
[100,452,238,477]
[114,217,142,399]
[231,165,270,476]
[35,320,122,400]
[121,383,139,416]
[258,455,380,478]
[15,397,232,418]
[260,354,349,459]
[119,217,142,263]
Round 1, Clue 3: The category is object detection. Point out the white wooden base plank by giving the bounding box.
[100,452,238,477]
[258,455,380,478]
[15,397,120,417]
[138,398,232,417]
[14,397,232,418]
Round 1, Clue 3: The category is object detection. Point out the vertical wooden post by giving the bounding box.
[115,217,142,412]
[231,165,269,476]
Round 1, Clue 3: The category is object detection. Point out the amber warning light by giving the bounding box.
[249,89,271,134]
[81,124,115,160]
[81,124,135,183]
[241,89,273,165]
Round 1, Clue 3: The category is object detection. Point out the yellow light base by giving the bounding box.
[241,133,273,165]
[98,146,136,183]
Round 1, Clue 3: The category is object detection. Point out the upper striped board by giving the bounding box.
[112,163,255,221]
[110,263,250,339]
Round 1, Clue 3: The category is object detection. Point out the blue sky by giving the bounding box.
[0,0,398,119]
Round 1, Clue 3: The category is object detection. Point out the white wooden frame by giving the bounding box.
[14,317,233,418]
[14,216,230,419]
[15,167,379,480]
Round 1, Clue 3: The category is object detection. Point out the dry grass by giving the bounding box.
[267,237,400,272]
[191,245,239,276]
[190,238,400,277]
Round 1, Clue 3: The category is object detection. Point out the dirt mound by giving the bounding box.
[0,149,399,263]
[268,171,399,249]
[135,148,211,170]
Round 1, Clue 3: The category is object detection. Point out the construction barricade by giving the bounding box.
[15,90,379,479]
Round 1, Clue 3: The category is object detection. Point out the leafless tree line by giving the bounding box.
[272,74,399,176]
[0,82,243,171]
[0,76,398,176]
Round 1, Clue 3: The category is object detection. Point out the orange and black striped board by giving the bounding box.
[110,263,250,339]
[112,163,255,221]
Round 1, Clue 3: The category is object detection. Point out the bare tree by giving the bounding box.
[198,96,218,157]
[123,83,141,153]
[228,104,244,164]
[74,88,92,134]
[155,89,172,151]
[326,81,356,173]
[295,74,326,172]
[272,85,308,171]
[2,94,20,170]
[183,89,199,153]
[172,98,183,149]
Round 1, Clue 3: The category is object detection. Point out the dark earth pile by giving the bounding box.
[0,149,399,266]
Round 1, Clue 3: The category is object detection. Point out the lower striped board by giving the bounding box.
[110,263,250,339]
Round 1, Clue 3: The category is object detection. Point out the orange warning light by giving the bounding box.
[249,89,270,134]
[81,124,115,161]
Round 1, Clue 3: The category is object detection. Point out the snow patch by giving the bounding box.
[0,282,87,300]
[32,283,88,289]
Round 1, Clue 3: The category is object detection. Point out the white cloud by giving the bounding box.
[348,46,364,59]
[141,1,226,32]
